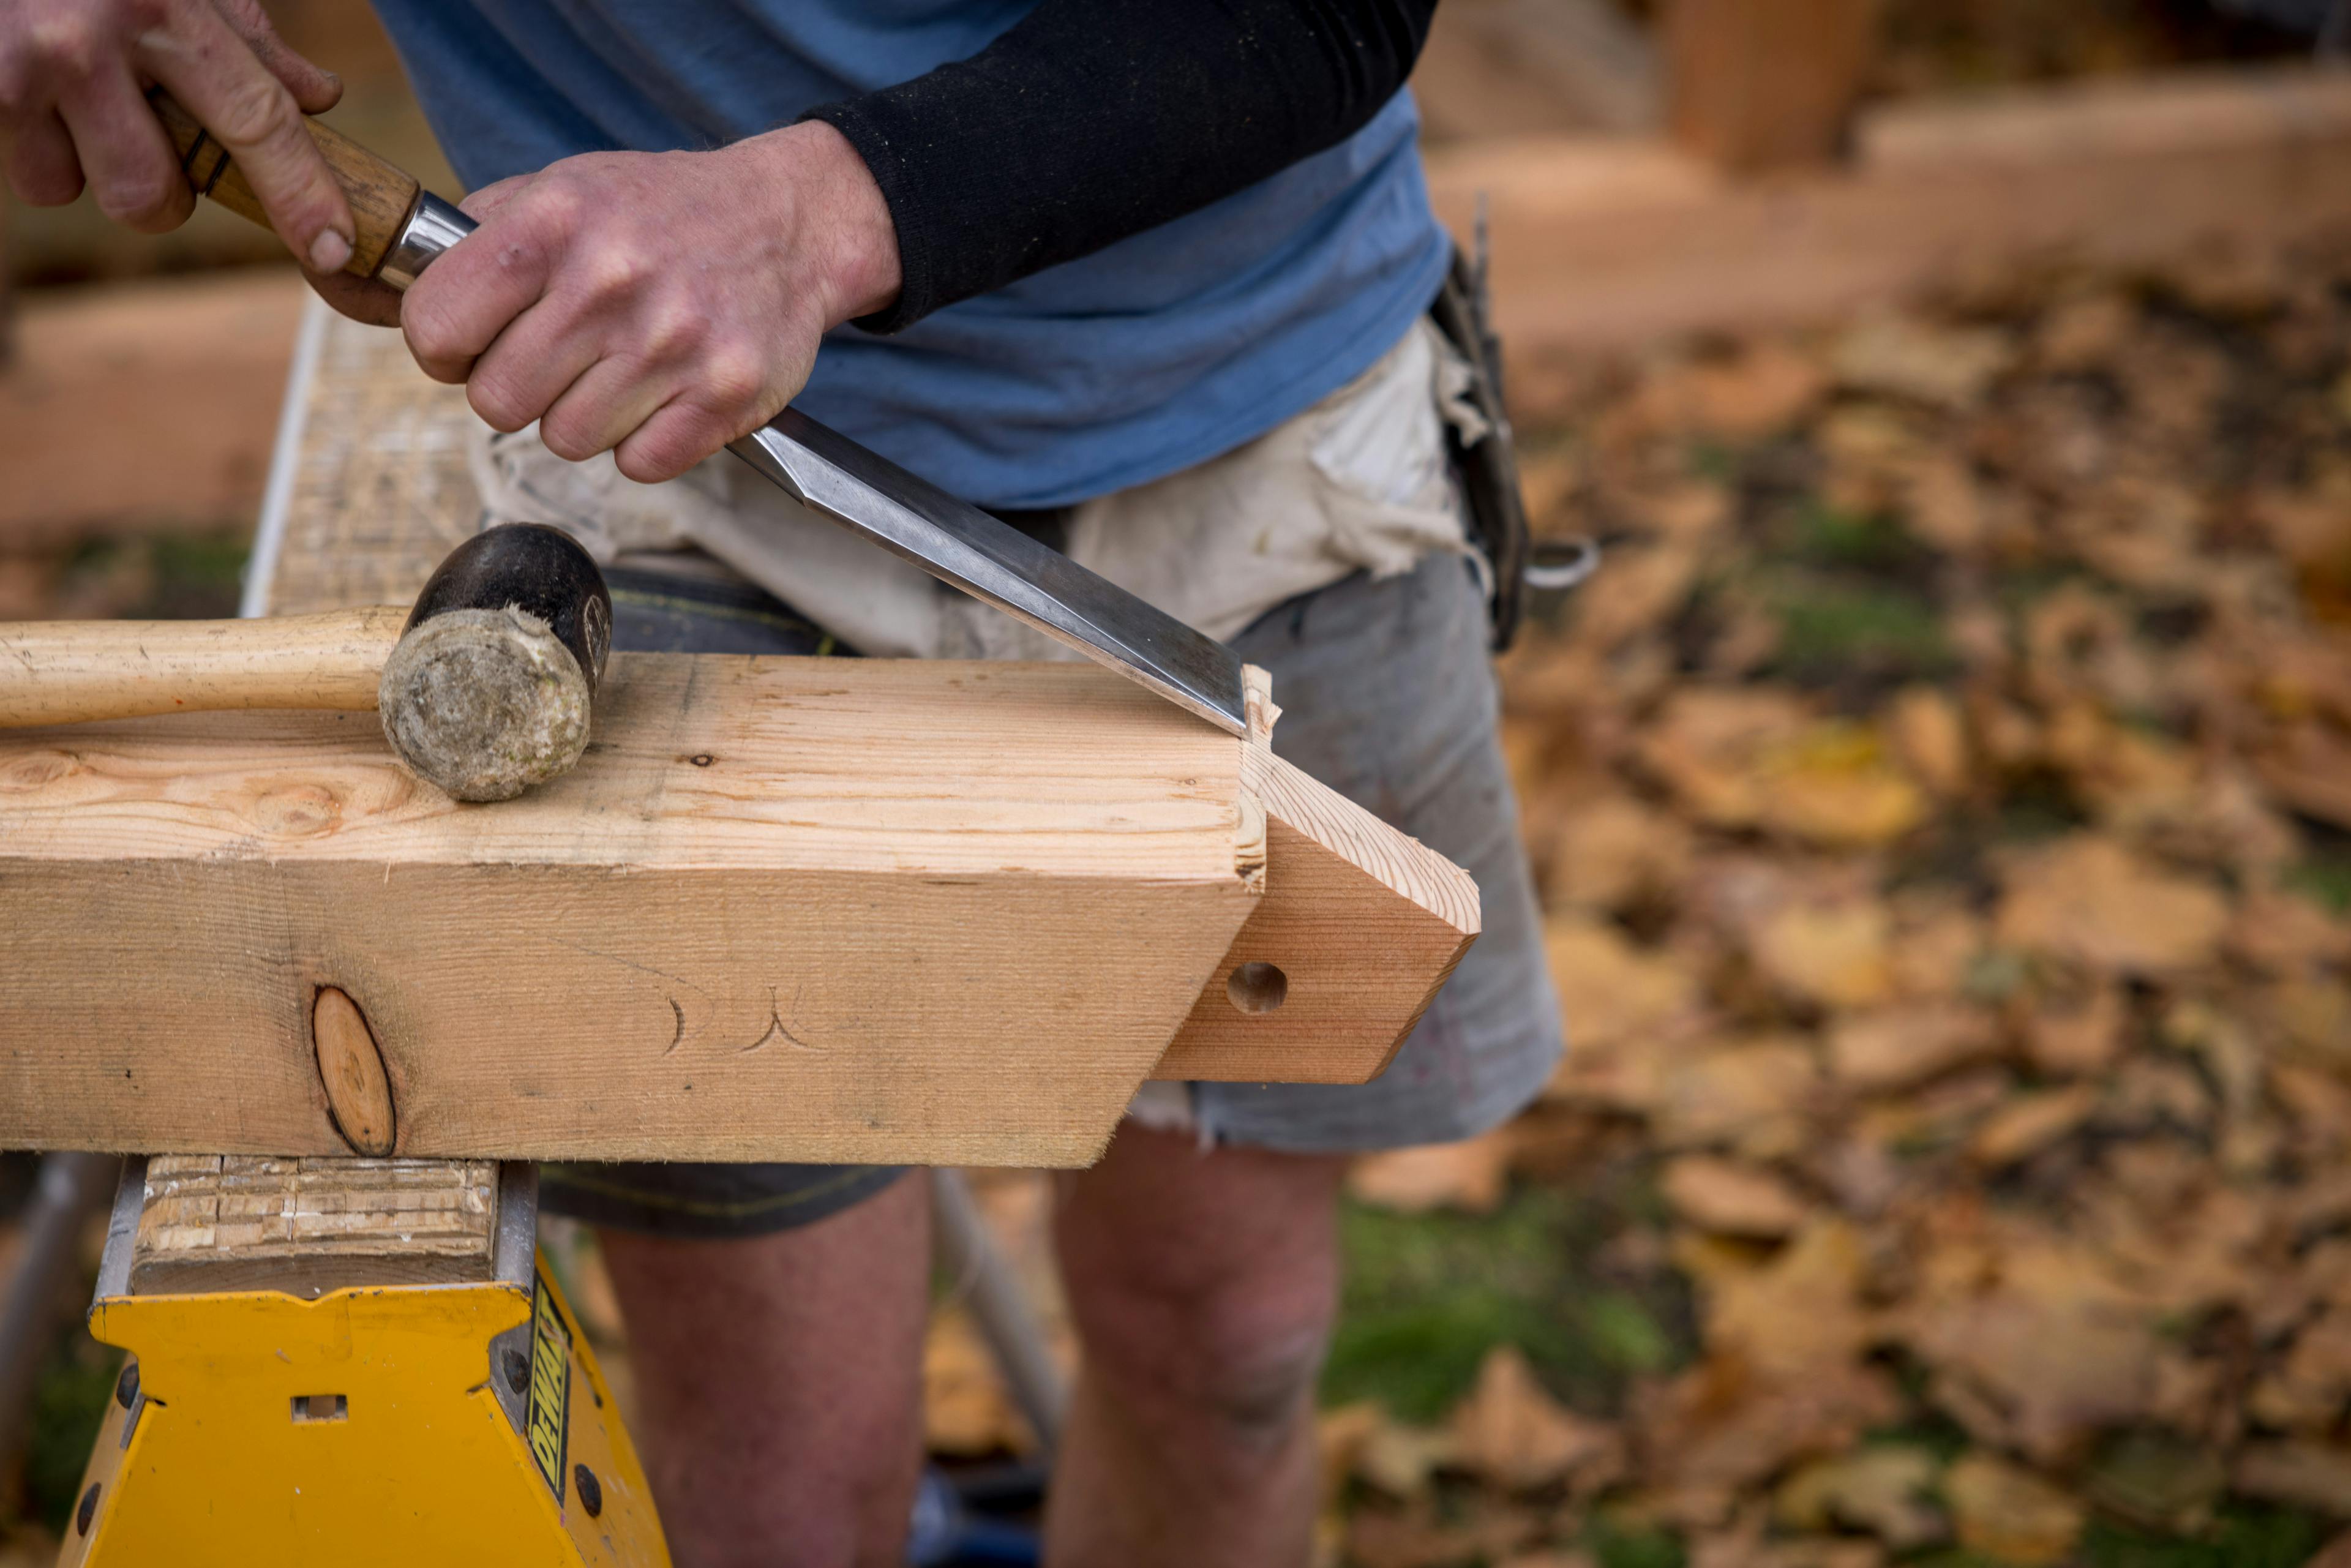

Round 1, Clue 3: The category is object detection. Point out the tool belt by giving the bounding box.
[1428,240,1533,651]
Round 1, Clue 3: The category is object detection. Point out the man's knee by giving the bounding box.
[1074,1262,1338,1440]
[1057,1128,1346,1441]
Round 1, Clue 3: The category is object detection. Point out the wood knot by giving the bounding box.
[312,987,396,1156]
[0,750,76,792]
[255,784,343,838]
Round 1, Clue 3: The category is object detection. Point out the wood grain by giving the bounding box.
[0,607,403,726]
[0,655,1259,1166]
[151,92,421,280]
[129,1155,496,1296]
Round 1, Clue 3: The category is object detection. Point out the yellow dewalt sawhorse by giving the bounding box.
[58,1157,666,1567]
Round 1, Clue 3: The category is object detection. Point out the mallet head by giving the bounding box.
[377,523,613,802]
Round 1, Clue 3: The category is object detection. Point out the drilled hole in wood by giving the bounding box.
[1226,961,1288,1015]
[291,1393,348,1422]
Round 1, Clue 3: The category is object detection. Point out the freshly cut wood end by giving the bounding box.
[1242,663,1281,747]
[1232,663,1281,895]
[132,1155,498,1296]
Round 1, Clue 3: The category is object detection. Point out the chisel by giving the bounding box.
[149,93,1250,737]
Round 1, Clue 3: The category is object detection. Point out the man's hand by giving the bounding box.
[402,122,902,485]
[0,0,355,271]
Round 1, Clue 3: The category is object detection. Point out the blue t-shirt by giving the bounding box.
[370,1,1451,508]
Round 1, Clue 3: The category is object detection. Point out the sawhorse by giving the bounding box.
[59,1156,664,1566]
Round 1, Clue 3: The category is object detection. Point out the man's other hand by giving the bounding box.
[0,0,354,271]
[401,124,902,485]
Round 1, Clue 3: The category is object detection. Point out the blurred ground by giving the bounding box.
[4,4,2351,1567]
[1297,238,2351,1567]
[913,245,2351,1568]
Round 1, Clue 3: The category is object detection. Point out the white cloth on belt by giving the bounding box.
[466,317,1482,656]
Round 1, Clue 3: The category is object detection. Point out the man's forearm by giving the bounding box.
[804,0,1439,333]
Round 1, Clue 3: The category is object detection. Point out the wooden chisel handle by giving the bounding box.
[148,89,426,282]
[0,607,408,727]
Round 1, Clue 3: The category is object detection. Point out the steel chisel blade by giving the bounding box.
[729,410,1249,736]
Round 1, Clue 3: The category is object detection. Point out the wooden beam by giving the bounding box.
[1415,0,1660,141]
[1663,0,1878,171]
[0,655,1262,1166]
[1427,66,2351,385]
[0,269,306,543]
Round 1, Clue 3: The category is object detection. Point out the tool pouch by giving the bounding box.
[1428,238,1532,651]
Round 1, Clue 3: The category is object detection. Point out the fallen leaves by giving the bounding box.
[2234,1441,2351,1518]
[1774,1445,1944,1550]
[1637,694,1930,849]
[1449,1347,1624,1493]
[1700,1221,1875,1382]
[1906,1240,2167,1464]
[1283,259,2351,1563]
[1967,1084,2101,1168]
[1944,1452,2087,1564]
[1540,915,1703,1066]
[1543,793,1692,915]
[1831,314,2017,410]
[1661,1157,1810,1239]
[1316,251,2351,1561]
[1826,1003,2001,1093]
[1748,898,1894,1011]
[1347,1128,1519,1216]
[1995,836,2231,976]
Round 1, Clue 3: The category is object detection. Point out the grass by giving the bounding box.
[2286,836,2351,915]
[53,531,249,621]
[1322,1182,1694,1425]
[1785,503,1930,576]
[1769,576,1957,686]
[22,1326,117,1536]
[1750,499,1959,689]
[1586,1516,1688,1568]
[1894,1505,2326,1568]
[2078,1504,2329,1568]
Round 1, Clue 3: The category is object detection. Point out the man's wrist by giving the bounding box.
[737,120,902,328]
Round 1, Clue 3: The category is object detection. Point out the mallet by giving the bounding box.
[0,524,612,803]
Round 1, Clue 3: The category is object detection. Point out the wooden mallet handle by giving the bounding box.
[148,90,423,281]
[0,608,407,727]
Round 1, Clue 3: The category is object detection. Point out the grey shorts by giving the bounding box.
[540,549,1561,1237]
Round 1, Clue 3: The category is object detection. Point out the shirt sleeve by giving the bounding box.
[801,0,1440,334]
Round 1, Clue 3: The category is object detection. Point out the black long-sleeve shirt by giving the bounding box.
[804,0,1439,332]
